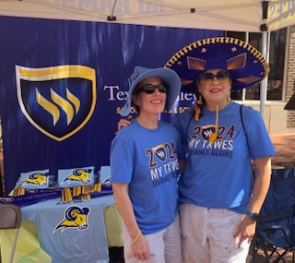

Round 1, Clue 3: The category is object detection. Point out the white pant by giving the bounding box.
[122,214,182,263]
[180,204,250,263]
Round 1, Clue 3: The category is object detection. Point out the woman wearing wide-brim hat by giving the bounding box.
[165,37,276,263]
[111,66,184,263]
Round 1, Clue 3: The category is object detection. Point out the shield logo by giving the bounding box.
[153,145,167,162]
[16,65,96,141]
[201,125,216,141]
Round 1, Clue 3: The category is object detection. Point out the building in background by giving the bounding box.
[227,26,295,135]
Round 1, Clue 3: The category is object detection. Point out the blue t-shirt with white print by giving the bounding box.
[174,101,276,213]
[111,119,184,235]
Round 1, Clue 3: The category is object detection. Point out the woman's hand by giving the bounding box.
[234,215,256,248]
[116,115,133,134]
[130,234,150,261]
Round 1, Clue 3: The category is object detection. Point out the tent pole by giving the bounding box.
[260,31,269,117]
[259,0,269,118]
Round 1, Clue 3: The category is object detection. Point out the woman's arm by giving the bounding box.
[235,156,272,247]
[248,156,272,213]
[112,182,150,260]
[116,116,133,133]
[178,158,187,175]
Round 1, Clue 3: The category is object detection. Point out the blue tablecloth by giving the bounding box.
[21,194,116,263]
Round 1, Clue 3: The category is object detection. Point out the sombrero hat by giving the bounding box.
[165,37,270,93]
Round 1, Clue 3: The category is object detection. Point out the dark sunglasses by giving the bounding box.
[135,83,167,95]
[198,71,231,82]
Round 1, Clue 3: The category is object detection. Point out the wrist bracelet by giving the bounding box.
[131,231,141,245]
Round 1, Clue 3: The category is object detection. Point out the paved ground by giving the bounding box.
[248,245,294,263]
[270,134,295,168]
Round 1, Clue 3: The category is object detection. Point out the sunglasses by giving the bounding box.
[198,71,231,83]
[135,84,167,95]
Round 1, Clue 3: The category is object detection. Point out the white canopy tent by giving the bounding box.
[0,0,294,32]
[0,0,294,116]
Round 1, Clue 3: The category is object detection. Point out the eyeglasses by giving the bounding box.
[198,71,231,83]
[135,84,167,95]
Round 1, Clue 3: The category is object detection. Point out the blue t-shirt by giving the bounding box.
[174,101,276,213]
[110,120,184,235]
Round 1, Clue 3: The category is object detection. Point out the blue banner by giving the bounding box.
[0,16,222,193]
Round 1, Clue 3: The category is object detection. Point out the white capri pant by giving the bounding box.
[122,214,182,263]
[180,204,250,263]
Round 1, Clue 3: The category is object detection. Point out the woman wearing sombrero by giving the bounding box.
[164,37,276,263]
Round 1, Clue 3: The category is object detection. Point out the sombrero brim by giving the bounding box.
[165,37,270,92]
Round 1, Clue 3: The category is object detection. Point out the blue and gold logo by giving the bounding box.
[21,173,49,188]
[16,65,96,141]
[201,125,217,141]
[54,206,90,233]
[63,168,92,185]
[0,197,15,204]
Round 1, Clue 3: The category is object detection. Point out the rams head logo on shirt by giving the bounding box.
[20,173,49,188]
[63,168,92,185]
[16,65,97,141]
[54,206,90,233]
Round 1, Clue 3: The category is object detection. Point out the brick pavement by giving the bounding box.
[270,134,295,168]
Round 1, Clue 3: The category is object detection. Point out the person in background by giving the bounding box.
[117,37,276,263]
[110,66,184,263]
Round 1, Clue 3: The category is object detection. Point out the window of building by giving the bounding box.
[226,28,286,101]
